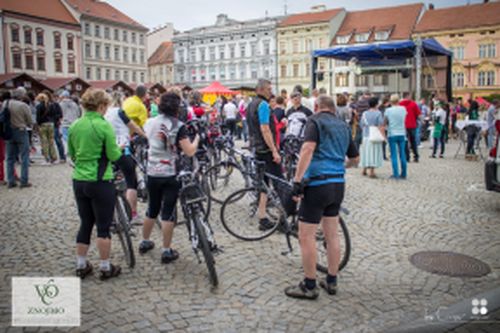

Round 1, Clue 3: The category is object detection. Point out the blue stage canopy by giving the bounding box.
[312,38,451,63]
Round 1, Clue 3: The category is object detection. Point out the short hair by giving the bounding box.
[280,89,287,94]
[276,96,284,105]
[317,95,335,112]
[368,97,379,108]
[256,79,271,90]
[12,87,27,99]
[336,94,347,107]
[135,85,147,98]
[390,94,400,104]
[111,91,123,107]
[293,85,304,94]
[159,92,181,117]
[81,88,112,111]
[291,91,302,98]
[35,93,49,105]
[492,99,499,106]
[402,92,411,99]
[0,90,11,102]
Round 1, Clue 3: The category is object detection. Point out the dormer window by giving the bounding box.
[336,35,350,45]
[354,32,370,43]
[375,30,390,41]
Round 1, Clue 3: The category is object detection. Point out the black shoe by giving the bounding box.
[20,183,32,188]
[161,249,179,264]
[76,262,93,279]
[259,218,275,231]
[319,280,338,295]
[284,281,319,300]
[439,155,444,158]
[430,155,436,158]
[139,240,155,254]
[7,183,17,188]
[99,264,121,280]
[414,158,419,163]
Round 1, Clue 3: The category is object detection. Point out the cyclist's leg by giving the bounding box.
[320,183,344,277]
[116,155,138,219]
[143,177,163,240]
[89,182,116,259]
[298,221,319,279]
[73,181,96,259]
[159,177,180,250]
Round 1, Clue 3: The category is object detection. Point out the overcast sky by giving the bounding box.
[106,0,485,32]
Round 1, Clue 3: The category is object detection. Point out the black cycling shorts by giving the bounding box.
[146,176,180,221]
[299,182,345,224]
[115,155,137,190]
[255,152,283,186]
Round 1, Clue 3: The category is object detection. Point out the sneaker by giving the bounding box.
[319,280,338,295]
[138,240,155,254]
[99,264,121,280]
[430,155,436,158]
[7,183,17,189]
[284,281,319,300]
[259,218,275,231]
[40,161,51,166]
[76,261,93,279]
[20,183,32,188]
[161,249,179,264]
[439,155,444,158]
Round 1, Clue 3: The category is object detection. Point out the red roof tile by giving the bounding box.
[333,3,423,45]
[42,77,90,91]
[148,42,174,66]
[415,2,500,33]
[65,0,147,30]
[0,0,79,25]
[278,8,343,27]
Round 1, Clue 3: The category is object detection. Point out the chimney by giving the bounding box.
[429,3,434,10]
[311,5,327,12]
[483,0,489,3]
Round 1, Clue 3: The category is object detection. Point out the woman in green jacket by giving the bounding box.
[68,88,123,280]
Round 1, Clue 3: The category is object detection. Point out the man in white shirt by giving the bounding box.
[223,98,239,137]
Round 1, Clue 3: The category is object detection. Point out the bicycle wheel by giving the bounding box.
[193,212,218,287]
[204,161,246,204]
[115,194,136,268]
[220,187,282,241]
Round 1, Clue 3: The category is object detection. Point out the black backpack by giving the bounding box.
[0,101,13,140]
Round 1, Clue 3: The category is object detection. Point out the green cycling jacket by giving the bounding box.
[68,111,122,181]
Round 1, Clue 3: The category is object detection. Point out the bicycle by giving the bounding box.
[220,160,351,273]
[130,136,149,202]
[281,135,303,181]
[177,155,219,287]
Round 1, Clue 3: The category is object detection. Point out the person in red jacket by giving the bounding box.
[400,92,421,162]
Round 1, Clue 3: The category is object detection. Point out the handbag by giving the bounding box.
[368,126,385,143]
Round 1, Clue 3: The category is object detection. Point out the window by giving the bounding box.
[139,34,144,45]
[105,68,111,80]
[55,58,63,73]
[263,41,270,55]
[124,70,129,82]
[191,68,197,82]
[114,29,119,41]
[114,46,120,61]
[305,63,310,77]
[355,75,368,86]
[86,67,91,80]
[250,42,257,56]
[104,27,110,39]
[199,48,205,61]
[478,71,495,86]
[293,64,299,77]
[479,44,496,58]
[95,43,101,59]
[209,66,216,80]
[219,65,226,80]
[219,46,225,60]
[229,64,236,79]
[319,38,325,48]
[24,28,32,44]
[336,35,350,44]
[132,71,137,83]
[95,25,100,38]
[25,54,34,70]
[68,58,75,73]
[374,74,388,85]
[67,35,74,50]
[140,72,145,83]
[115,70,120,80]
[280,41,286,55]
[200,66,206,81]
[240,43,246,57]
[85,42,91,58]
[122,30,128,42]
[37,55,45,71]
[140,50,144,64]
[84,23,91,36]
[131,32,136,44]
[36,29,44,46]
[105,45,110,60]
[292,40,299,53]
[335,59,347,66]
[250,62,258,79]
[280,65,287,78]
[190,49,196,62]
[423,74,433,89]
[306,39,313,52]
[209,47,215,60]
[229,45,235,58]
[123,47,129,62]
[452,72,464,87]
[239,63,246,78]
[374,31,390,41]
[54,33,61,49]
[336,73,349,87]
[450,46,465,60]
[355,32,370,43]
[132,48,137,63]
[178,50,185,63]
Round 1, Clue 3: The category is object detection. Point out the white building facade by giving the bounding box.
[173,14,282,90]
[147,23,174,58]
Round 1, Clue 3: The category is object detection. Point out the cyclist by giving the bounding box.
[68,88,123,280]
[138,92,200,264]
[105,92,146,225]
[246,79,283,231]
[283,91,313,139]
[123,85,148,129]
[285,95,359,300]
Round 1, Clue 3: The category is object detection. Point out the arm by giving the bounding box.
[127,121,146,137]
[345,139,360,168]
[23,104,33,127]
[178,135,200,157]
[293,141,316,182]
[260,124,280,163]
[67,127,75,161]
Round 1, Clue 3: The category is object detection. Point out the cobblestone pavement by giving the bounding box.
[1,140,499,332]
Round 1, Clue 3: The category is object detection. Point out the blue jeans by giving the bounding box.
[388,135,407,178]
[54,125,66,161]
[62,126,70,142]
[416,122,421,146]
[242,119,248,142]
[6,128,30,185]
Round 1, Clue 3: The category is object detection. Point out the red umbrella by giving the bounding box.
[475,97,490,106]
[199,81,237,95]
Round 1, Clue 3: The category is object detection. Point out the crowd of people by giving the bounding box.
[1,79,498,297]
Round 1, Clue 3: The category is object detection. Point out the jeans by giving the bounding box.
[242,119,248,142]
[416,123,421,146]
[388,135,407,178]
[6,128,30,185]
[465,125,479,154]
[39,122,57,162]
[54,125,66,161]
[432,131,446,156]
[405,128,419,161]
[62,126,70,142]
[0,138,5,182]
[487,127,495,150]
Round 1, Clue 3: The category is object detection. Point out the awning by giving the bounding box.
[199,81,237,95]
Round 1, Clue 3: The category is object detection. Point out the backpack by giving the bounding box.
[0,101,13,140]
[286,111,308,138]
